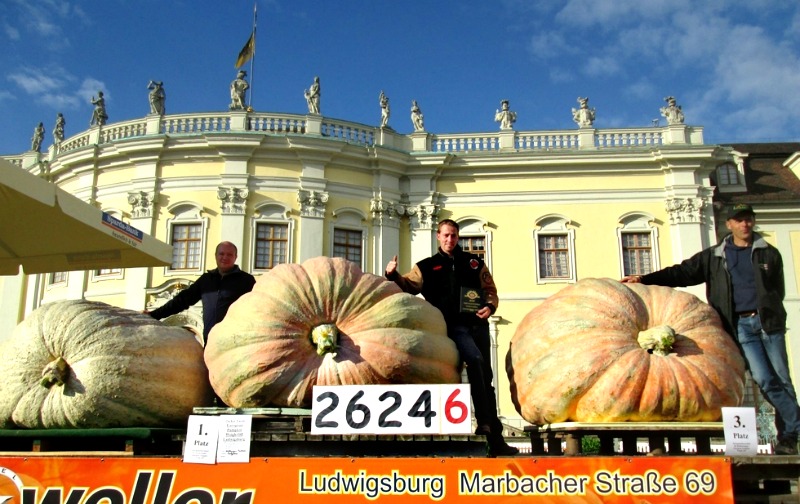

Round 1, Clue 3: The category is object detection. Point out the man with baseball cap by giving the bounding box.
[623,203,800,455]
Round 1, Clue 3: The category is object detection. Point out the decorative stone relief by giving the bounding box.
[127,190,156,218]
[217,186,249,214]
[146,280,192,310]
[665,197,705,224]
[297,189,328,218]
[369,196,403,225]
[406,203,441,229]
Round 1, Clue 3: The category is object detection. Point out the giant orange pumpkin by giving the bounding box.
[204,256,461,407]
[506,278,746,424]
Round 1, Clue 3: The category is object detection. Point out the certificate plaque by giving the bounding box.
[460,287,484,313]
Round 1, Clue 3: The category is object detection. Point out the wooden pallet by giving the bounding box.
[524,421,725,455]
[192,407,312,433]
[0,428,184,456]
[188,408,495,457]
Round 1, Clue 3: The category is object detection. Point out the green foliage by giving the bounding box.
[581,435,601,455]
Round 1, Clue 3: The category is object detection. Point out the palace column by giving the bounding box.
[126,189,158,310]
[218,154,252,264]
[297,188,329,261]
[660,154,716,298]
[406,200,441,263]
[370,196,402,275]
[124,150,163,309]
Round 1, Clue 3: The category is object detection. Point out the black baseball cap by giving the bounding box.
[726,203,755,220]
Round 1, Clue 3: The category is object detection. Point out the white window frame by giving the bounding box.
[617,212,660,278]
[330,208,368,270]
[533,214,576,284]
[456,217,493,272]
[251,203,294,273]
[164,202,209,276]
[47,271,68,289]
[715,153,747,193]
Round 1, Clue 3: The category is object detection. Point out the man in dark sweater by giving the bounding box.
[623,203,799,455]
[386,219,518,456]
[148,241,256,345]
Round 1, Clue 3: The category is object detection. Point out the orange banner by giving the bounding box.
[0,456,732,503]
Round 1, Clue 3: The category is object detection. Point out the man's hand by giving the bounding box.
[621,275,642,283]
[385,255,398,277]
[476,306,492,319]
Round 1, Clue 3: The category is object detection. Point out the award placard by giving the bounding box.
[460,287,484,313]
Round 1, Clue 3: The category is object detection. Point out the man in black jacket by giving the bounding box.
[148,241,256,345]
[386,219,518,456]
[623,203,800,455]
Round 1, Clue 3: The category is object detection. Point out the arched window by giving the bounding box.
[717,162,740,186]
[251,203,293,272]
[331,208,368,269]
[533,214,576,283]
[165,202,209,274]
[457,217,493,270]
[617,212,660,277]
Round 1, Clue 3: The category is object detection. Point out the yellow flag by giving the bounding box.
[235,33,255,68]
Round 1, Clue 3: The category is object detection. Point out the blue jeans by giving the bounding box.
[448,324,503,434]
[737,314,800,439]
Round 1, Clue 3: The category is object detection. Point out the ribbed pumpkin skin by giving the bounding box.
[0,300,213,429]
[506,278,746,424]
[204,256,461,408]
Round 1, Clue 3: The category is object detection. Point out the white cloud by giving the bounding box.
[7,68,70,94]
[528,30,578,60]
[40,93,81,110]
[0,90,15,103]
[555,0,686,29]
[5,65,108,112]
[78,79,110,104]
[625,79,656,100]
[583,56,621,77]
[3,22,20,40]
[7,0,91,50]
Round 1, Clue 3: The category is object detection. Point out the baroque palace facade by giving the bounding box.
[3,99,800,430]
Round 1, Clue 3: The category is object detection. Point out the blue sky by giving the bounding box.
[2,0,800,156]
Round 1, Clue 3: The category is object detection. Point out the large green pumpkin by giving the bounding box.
[0,300,213,429]
[506,278,746,424]
[204,256,461,408]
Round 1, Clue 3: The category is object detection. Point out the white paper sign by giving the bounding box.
[311,384,471,435]
[183,415,221,464]
[216,414,253,463]
[722,407,758,456]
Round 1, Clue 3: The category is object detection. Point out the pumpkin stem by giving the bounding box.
[637,325,676,356]
[40,356,70,388]
[310,323,338,356]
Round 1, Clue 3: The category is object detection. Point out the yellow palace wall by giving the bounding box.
[3,115,799,430]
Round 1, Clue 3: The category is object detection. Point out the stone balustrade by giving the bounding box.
[4,111,704,168]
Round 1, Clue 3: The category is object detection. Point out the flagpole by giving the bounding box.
[247,3,257,110]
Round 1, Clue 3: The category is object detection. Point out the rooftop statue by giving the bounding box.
[148,80,166,115]
[229,70,249,111]
[53,113,65,147]
[379,90,391,128]
[410,100,425,132]
[660,96,685,125]
[572,96,596,128]
[304,76,320,114]
[494,100,516,130]
[90,91,108,126]
[31,122,44,152]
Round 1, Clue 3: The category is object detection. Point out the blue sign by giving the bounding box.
[102,213,143,242]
